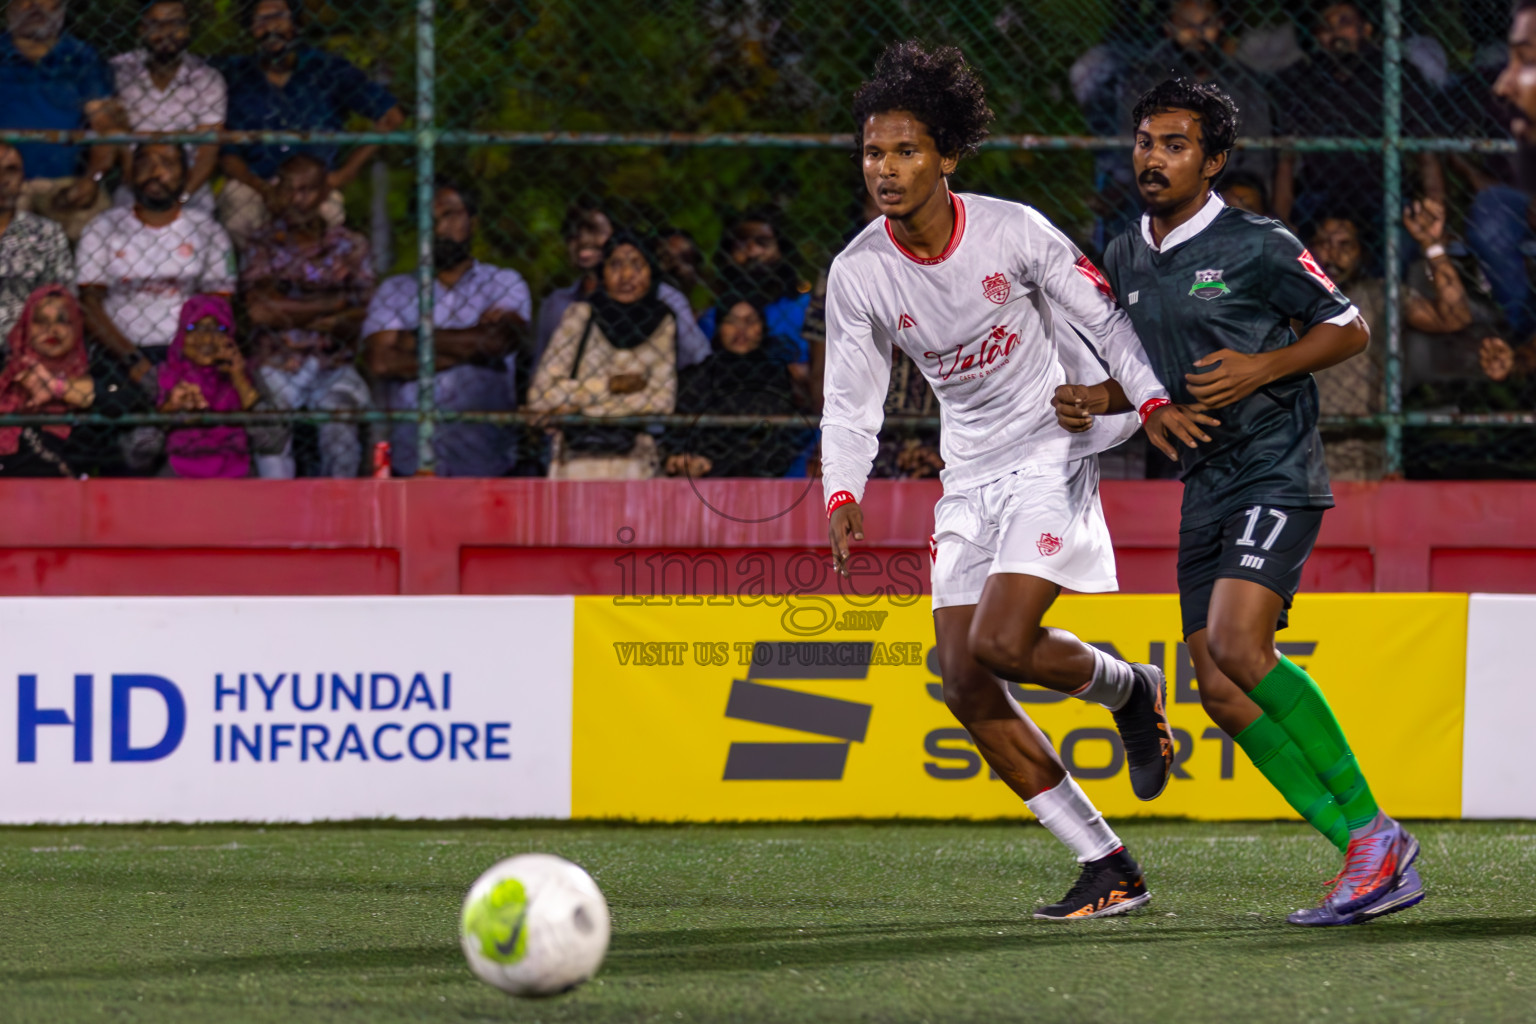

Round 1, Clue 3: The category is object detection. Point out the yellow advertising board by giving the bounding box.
[571,594,1466,821]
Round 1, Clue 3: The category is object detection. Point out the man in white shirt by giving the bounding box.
[108,0,226,215]
[363,180,531,476]
[77,142,235,389]
[822,41,1172,920]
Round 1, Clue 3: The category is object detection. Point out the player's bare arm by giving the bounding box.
[1051,380,1129,432]
[1052,379,1214,459]
[1185,315,1368,409]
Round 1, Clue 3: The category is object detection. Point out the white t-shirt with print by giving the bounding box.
[110,50,227,134]
[77,206,237,349]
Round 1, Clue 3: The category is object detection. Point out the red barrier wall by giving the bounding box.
[0,479,1532,596]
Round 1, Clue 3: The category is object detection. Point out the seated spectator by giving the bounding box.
[109,0,225,216]
[157,294,262,478]
[77,142,235,389]
[701,209,811,378]
[1273,2,1446,232]
[529,230,677,480]
[1119,0,1277,192]
[665,294,799,479]
[216,0,402,249]
[0,0,117,240]
[534,200,707,369]
[0,284,95,475]
[0,143,72,347]
[242,153,374,478]
[363,178,530,477]
[1218,170,1270,216]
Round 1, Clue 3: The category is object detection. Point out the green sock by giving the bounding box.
[1248,655,1380,833]
[1233,714,1349,852]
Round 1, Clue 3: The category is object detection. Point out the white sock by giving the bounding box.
[1068,645,1136,712]
[1023,774,1123,863]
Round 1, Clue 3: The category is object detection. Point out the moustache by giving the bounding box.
[1139,171,1170,187]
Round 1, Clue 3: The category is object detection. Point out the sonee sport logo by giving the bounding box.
[722,642,874,781]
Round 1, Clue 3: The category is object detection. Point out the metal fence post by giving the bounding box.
[414,0,438,475]
[1382,0,1405,476]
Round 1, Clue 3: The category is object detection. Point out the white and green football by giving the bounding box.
[459,853,611,997]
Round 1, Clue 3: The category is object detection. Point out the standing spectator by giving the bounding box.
[803,187,882,417]
[1218,169,1270,216]
[534,200,707,369]
[1500,0,1536,194]
[242,153,374,478]
[1308,202,1481,479]
[1119,0,1277,189]
[1272,2,1446,235]
[0,0,116,240]
[157,293,262,478]
[0,284,96,476]
[529,230,677,480]
[216,0,402,249]
[109,0,225,216]
[701,209,811,376]
[664,293,799,479]
[1071,21,1157,253]
[363,179,530,477]
[1465,0,1536,342]
[702,210,815,476]
[655,226,707,311]
[78,142,235,388]
[1308,214,1388,481]
[0,143,71,347]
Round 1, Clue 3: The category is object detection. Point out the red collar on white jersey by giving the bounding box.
[884,193,967,266]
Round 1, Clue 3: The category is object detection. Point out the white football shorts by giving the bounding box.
[929,456,1119,610]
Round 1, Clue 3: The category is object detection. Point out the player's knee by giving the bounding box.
[968,625,1039,682]
[1205,626,1271,690]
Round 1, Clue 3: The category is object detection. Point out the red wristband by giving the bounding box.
[1138,397,1171,424]
[826,490,856,517]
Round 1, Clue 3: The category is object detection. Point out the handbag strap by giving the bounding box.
[568,307,598,380]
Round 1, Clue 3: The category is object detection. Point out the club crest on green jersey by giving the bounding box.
[1189,268,1230,300]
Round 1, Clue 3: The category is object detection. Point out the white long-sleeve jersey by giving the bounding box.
[820,192,1169,506]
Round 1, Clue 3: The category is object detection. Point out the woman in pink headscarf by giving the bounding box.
[158,294,259,478]
[0,284,96,477]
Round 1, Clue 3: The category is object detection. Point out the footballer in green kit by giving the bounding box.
[1052,77,1423,927]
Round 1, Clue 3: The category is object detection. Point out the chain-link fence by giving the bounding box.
[0,0,1528,481]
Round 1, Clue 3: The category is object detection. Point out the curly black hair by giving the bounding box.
[852,41,994,159]
[1131,77,1241,168]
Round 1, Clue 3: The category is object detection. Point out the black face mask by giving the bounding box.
[432,235,472,270]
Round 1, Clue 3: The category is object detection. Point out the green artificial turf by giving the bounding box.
[3,820,1535,1023]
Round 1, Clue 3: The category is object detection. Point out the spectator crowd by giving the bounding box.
[0,0,1532,481]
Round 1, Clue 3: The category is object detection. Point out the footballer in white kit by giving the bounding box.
[823,41,1174,920]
